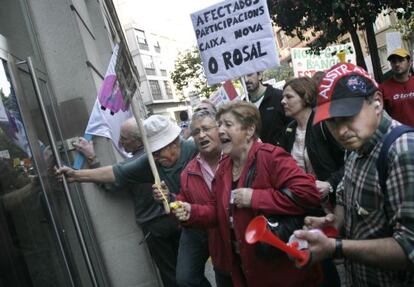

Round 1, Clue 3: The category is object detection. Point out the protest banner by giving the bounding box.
[84,44,133,158]
[209,80,239,107]
[191,0,279,86]
[88,0,170,212]
[386,32,403,57]
[0,149,10,159]
[263,78,285,90]
[291,43,356,77]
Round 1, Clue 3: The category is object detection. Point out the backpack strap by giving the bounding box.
[377,125,414,192]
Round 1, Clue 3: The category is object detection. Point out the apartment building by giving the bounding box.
[123,24,189,120]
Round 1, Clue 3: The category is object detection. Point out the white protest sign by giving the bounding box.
[386,32,402,56]
[209,80,240,107]
[191,0,279,86]
[291,44,356,77]
[0,149,10,159]
[264,78,285,90]
[188,91,201,109]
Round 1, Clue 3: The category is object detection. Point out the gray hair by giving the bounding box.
[122,118,141,140]
[190,109,217,132]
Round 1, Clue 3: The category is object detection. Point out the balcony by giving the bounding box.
[145,68,157,76]
[139,43,149,51]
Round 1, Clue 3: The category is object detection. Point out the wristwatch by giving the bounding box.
[333,238,344,259]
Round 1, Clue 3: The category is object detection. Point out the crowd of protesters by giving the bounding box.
[56,48,414,287]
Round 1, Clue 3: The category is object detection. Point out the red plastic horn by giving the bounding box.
[245,215,310,267]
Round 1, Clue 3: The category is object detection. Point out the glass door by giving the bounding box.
[0,37,99,287]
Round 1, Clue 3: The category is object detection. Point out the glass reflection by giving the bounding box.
[0,59,68,287]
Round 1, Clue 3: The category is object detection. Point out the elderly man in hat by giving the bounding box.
[56,115,198,287]
[380,48,414,127]
[72,117,182,287]
[294,63,414,286]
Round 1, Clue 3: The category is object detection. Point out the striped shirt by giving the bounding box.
[337,112,414,287]
[195,153,216,191]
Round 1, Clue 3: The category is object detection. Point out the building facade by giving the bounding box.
[123,24,190,121]
[0,0,161,286]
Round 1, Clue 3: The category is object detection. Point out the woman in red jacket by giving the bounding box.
[174,101,323,287]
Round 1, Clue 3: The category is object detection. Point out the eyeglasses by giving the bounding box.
[191,125,217,137]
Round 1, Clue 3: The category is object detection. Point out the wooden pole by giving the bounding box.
[130,100,170,213]
[240,77,250,102]
[103,0,170,213]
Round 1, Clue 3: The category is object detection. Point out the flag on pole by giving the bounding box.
[223,80,238,100]
[209,80,239,107]
[84,99,132,156]
[84,44,133,158]
[98,44,131,114]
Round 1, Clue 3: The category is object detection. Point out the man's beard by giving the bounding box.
[247,83,259,93]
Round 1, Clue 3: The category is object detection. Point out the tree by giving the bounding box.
[268,0,414,83]
[263,63,294,82]
[395,11,414,51]
[170,47,218,99]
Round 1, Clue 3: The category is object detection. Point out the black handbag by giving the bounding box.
[244,157,324,259]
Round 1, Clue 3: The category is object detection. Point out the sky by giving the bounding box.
[114,0,222,49]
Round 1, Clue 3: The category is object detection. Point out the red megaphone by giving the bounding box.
[245,215,310,267]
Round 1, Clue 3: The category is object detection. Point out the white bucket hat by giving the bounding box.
[144,115,181,152]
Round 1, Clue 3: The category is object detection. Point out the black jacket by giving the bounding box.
[258,85,290,145]
[280,112,344,205]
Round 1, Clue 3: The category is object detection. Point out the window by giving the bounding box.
[164,81,173,98]
[145,68,157,75]
[276,30,288,49]
[135,29,149,50]
[154,41,161,53]
[141,55,155,69]
[142,55,156,75]
[149,80,162,100]
[155,58,167,76]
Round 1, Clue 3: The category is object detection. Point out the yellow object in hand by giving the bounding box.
[170,201,182,210]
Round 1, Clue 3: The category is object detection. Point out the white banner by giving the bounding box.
[85,99,132,157]
[0,149,10,159]
[191,0,279,86]
[85,44,133,157]
[291,44,356,77]
[209,80,240,107]
[386,32,403,56]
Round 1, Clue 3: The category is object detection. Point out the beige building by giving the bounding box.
[123,24,190,121]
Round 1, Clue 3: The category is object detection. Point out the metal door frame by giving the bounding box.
[0,34,99,287]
